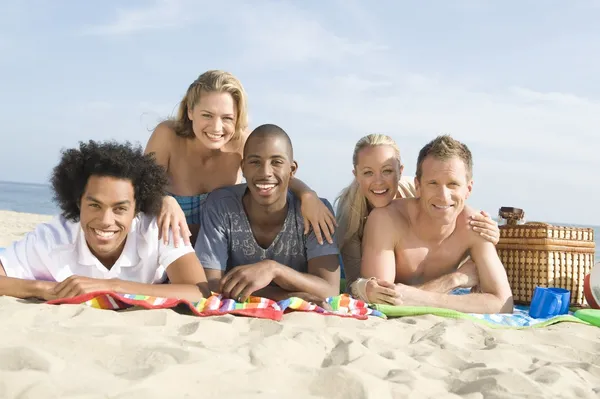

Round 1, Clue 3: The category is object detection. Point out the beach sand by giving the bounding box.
[0,210,599,398]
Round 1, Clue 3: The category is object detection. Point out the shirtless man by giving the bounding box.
[195,124,341,303]
[358,135,513,314]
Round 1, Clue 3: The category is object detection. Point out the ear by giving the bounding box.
[414,176,421,197]
[240,158,247,180]
[465,179,473,199]
[352,168,357,178]
[290,160,298,177]
[187,106,194,122]
[398,164,404,177]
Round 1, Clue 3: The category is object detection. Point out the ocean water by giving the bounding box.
[1,180,599,260]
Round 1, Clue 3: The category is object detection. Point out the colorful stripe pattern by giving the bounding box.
[47,292,386,321]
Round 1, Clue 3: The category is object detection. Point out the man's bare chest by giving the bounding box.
[395,239,470,285]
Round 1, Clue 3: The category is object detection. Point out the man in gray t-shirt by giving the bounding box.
[195,124,341,303]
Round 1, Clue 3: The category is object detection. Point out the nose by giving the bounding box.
[210,117,223,132]
[258,162,274,178]
[439,185,452,201]
[99,209,115,226]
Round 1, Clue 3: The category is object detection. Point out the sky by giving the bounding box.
[0,0,599,225]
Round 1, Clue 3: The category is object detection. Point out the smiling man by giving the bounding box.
[358,135,513,314]
[195,124,340,303]
[0,140,210,301]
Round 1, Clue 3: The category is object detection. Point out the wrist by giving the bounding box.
[300,189,317,200]
[109,278,122,293]
[34,280,53,299]
[267,260,282,279]
[451,271,467,289]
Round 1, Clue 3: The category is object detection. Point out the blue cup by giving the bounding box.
[529,287,571,318]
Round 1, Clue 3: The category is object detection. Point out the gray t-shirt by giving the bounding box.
[195,184,339,273]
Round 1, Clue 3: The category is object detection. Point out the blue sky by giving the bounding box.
[1,0,599,225]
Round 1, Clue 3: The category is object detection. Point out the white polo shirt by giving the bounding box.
[0,213,194,283]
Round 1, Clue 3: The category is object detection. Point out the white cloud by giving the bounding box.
[82,0,196,36]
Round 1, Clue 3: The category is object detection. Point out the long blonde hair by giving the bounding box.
[173,70,248,142]
[335,134,402,249]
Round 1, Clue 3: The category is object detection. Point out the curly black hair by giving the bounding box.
[50,140,168,222]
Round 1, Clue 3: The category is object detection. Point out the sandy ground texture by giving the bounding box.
[0,210,599,398]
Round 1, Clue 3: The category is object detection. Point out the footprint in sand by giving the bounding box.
[98,346,190,380]
[0,347,63,373]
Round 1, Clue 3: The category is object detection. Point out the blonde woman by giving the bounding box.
[335,134,499,294]
[145,70,336,246]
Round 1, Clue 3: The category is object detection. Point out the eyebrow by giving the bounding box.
[246,154,287,160]
[198,109,235,117]
[85,196,131,206]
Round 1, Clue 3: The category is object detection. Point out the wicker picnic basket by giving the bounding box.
[496,207,596,306]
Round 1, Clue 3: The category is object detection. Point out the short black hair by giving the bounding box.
[244,124,294,159]
[50,140,168,222]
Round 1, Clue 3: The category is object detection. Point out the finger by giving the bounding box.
[478,232,497,244]
[157,213,165,240]
[324,207,336,223]
[229,280,249,301]
[162,218,171,245]
[320,220,333,244]
[55,282,76,299]
[376,279,396,289]
[479,210,491,218]
[237,284,256,303]
[320,301,333,311]
[170,217,181,247]
[471,213,495,223]
[469,220,496,229]
[303,218,310,236]
[312,221,324,245]
[220,274,240,297]
[181,221,191,246]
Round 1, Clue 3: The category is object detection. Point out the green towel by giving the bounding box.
[374,304,590,329]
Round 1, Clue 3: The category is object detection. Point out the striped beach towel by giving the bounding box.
[46,292,386,321]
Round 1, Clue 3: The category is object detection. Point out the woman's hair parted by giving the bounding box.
[334,134,402,249]
[50,140,169,222]
[172,70,248,141]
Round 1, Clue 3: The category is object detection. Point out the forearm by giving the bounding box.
[0,276,54,300]
[111,279,210,302]
[404,288,514,314]
[272,262,338,298]
[288,177,314,198]
[416,273,462,294]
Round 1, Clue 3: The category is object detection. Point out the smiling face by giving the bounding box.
[354,145,403,209]
[242,135,297,208]
[188,90,237,150]
[415,155,473,225]
[79,175,136,265]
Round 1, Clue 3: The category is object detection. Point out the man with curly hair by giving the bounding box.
[0,140,210,301]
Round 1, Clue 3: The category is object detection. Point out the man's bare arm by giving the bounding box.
[111,253,209,301]
[397,239,513,313]
[360,207,398,283]
[272,254,340,299]
[0,261,57,300]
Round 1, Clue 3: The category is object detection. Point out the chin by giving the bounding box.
[367,194,393,209]
[198,133,232,149]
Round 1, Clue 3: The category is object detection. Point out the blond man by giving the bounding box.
[358,135,513,314]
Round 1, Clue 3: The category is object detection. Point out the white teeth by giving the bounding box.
[256,184,276,190]
[206,132,223,139]
[372,189,388,194]
[94,229,116,238]
[433,205,452,209]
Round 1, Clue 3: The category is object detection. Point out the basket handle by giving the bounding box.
[498,206,525,226]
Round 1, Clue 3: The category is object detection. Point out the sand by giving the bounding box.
[0,210,599,398]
